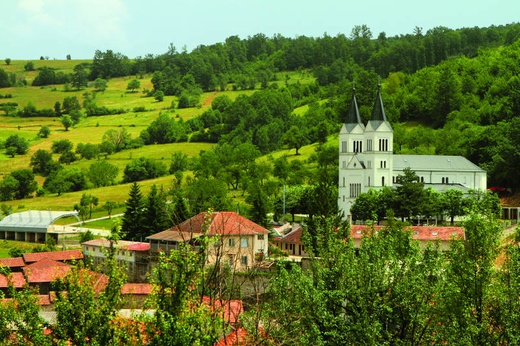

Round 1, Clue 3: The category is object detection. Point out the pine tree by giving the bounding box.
[143,185,171,237]
[121,182,144,240]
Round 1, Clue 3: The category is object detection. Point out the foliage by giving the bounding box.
[123,157,168,183]
[4,134,29,156]
[121,182,145,241]
[88,160,119,187]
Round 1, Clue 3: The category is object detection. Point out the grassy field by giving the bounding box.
[0,60,321,213]
[0,239,43,258]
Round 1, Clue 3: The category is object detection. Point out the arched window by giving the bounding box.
[382,176,385,186]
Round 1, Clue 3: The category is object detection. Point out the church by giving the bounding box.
[338,85,487,219]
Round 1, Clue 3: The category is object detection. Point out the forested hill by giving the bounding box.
[1,23,520,190]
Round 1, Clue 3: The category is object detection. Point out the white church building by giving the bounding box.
[338,85,487,219]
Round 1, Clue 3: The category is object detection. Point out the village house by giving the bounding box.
[81,238,150,283]
[272,224,465,258]
[147,211,270,271]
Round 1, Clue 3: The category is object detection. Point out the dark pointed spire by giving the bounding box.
[345,82,362,125]
[370,79,387,122]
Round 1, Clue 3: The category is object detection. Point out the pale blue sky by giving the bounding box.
[1,0,519,60]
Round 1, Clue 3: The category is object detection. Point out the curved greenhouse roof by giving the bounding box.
[0,210,79,233]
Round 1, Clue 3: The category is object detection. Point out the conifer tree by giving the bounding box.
[121,182,144,240]
[143,184,170,237]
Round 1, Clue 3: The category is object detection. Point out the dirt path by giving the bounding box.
[202,91,218,107]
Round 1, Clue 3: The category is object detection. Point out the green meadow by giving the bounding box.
[0,60,320,212]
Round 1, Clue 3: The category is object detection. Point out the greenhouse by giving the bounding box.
[0,210,80,243]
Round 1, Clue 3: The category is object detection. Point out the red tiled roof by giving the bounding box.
[214,327,249,346]
[121,283,153,295]
[0,272,26,288]
[0,257,25,268]
[202,296,244,324]
[22,249,83,263]
[25,258,69,268]
[165,212,269,236]
[273,227,303,243]
[82,239,150,252]
[350,225,465,241]
[23,262,71,283]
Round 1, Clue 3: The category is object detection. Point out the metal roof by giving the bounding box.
[0,210,79,233]
[393,155,485,172]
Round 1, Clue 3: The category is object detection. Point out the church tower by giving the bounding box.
[338,83,393,220]
[363,82,393,193]
[338,86,366,219]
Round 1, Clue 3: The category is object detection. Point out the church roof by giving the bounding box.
[367,84,392,131]
[344,86,364,133]
[394,155,485,172]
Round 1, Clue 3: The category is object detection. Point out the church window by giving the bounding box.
[353,140,363,153]
[380,161,387,169]
[341,141,347,153]
[349,183,361,197]
[367,161,372,168]
[420,176,424,183]
[367,139,373,151]
[379,138,388,151]
[368,177,371,186]
[342,177,345,187]
[382,177,385,186]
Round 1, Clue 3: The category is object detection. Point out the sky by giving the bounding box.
[1,0,519,60]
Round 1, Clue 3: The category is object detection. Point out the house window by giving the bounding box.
[241,256,248,266]
[257,234,264,240]
[228,238,235,247]
[341,141,347,153]
[240,237,248,248]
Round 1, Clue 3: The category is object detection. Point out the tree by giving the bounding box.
[76,142,100,160]
[169,151,189,173]
[60,115,73,131]
[394,168,427,221]
[9,169,38,199]
[0,176,19,201]
[59,150,77,165]
[283,125,308,155]
[123,157,168,183]
[121,182,144,240]
[51,139,73,154]
[78,193,99,220]
[71,64,88,90]
[88,160,119,187]
[351,189,381,222]
[62,96,81,113]
[24,61,35,71]
[127,79,140,92]
[154,90,164,102]
[102,200,118,218]
[4,58,11,65]
[143,184,170,238]
[37,125,51,138]
[102,128,131,153]
[93,78,108,92]
[185,177,231,214]
[4,134,29,156]
[44,168,87,195]
[30,149,55,176]
[439,212,502,344]
[441,189,465,225]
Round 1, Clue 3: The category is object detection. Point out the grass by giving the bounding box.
[0,239,43,258]
[0,59,323,212]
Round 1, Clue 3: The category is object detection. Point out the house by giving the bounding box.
[349,225,465,250]
[0,257,25,272]
[271,224,465,257]
[338,84,487,219]
[272,226,310,257]
[81,239,150,283]
[147,212,270,270]
[22,258,71,294]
